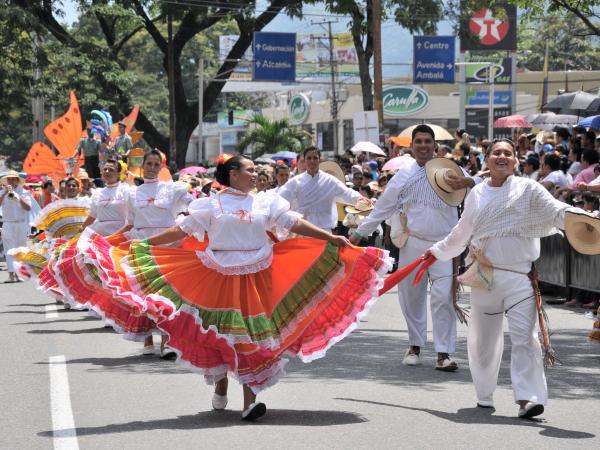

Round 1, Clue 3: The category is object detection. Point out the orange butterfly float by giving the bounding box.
[23,91,84,187]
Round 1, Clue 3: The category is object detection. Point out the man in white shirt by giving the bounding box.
[0,171,33,282]
[350,125,476,372]
[279,147,364,231]
[271,164,290,194]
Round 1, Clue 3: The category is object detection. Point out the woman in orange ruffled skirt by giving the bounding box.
[84,154,392,421]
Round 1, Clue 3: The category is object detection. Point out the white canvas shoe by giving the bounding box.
[212,393,228,410]
[402,349,421,366]
[518,402,544,419]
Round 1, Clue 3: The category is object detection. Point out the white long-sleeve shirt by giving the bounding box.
[431,178,576,273]
[357,160,463,241]
[278,170,361,230]
[0,187,32,222]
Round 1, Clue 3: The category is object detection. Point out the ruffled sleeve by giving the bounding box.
[172,181,194,210]
[176,197,213,242]
[258,191,302,239]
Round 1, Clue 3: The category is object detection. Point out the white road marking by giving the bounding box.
[49,355,79,450]
[45,304,59,319]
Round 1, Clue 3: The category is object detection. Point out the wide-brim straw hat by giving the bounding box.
[0,170,26,186]
[345,202,374,216]
[425,158,467,207]
[564,210,600,255]
[320,161,345,183]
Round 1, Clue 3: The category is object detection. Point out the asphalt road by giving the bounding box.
[1,266,598,449]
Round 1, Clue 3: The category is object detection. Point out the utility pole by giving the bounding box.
[311,19,339,155]
[372,0,384,142]
[167,12,177,166]
[197,57,204,163]
[31,31,44,143]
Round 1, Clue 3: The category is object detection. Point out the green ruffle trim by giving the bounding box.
[127,242,343,342]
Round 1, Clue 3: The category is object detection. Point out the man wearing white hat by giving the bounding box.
[279,147,366,231]
[0,171,33,282]
[350,124,476,371]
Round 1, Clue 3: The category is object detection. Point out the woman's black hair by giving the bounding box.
[104,158,122,172]
[359,185,373,197]
[143,149,163,164]
[42,180,54,189]
[215,155,246,186]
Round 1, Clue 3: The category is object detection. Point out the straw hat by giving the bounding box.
[319,161,345,183]
[425,158,467,207]
[78,170,90,181]
[345,202,374,216]
[0,170,26,186]
[564,210,600,255]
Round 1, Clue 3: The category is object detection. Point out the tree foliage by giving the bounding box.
[236,115,311,158]
[518,14,600,71]
[321,0,444,111]
[10,0,304,168]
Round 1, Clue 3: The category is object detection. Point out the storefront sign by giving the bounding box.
[465,58,512,84]
[288,94,310,125]
[382,86,429,117]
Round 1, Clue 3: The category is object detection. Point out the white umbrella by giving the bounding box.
[350,141,387,156]
[398,124,454,141]
[530,114,579,131]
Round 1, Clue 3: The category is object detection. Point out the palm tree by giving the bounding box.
[236,114,312,159]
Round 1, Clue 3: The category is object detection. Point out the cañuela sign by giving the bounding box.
[382,86,429,117]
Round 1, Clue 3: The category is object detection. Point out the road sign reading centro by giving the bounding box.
[253,32,296,82]
[413,36,455,84]
[383,86,429,117]
[288,94,310,125]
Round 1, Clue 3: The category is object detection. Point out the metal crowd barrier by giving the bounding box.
[537,234,600,294]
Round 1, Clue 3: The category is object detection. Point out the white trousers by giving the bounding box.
[469,269,547,406]
[2,221,29,272]
[397,236,456,353]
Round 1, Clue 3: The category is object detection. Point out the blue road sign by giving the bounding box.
[253,32,296,82]
[413,36,455,84]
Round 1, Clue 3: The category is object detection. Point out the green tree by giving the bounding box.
[321,0,444,110]
[12,0,305,168]
[518,14,600,71]
[0,6,40,162]
[237,115,311,158]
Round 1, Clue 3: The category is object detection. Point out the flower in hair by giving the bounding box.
[216,153,235,166]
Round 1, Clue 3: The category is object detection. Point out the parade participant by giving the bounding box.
[76,127,102,180]
[33,180,59,208]
[50,159,153,335]
[0,171,33,283]
[279,147,366,231]
[114,149,192,356]
[272,164,290,193]
[85,154,391,421]
[113,121,133,156]
[423,139,582,418]
[350,125,476,371]
[80,160,129,235]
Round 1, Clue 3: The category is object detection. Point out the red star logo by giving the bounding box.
[469,8,509,46]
